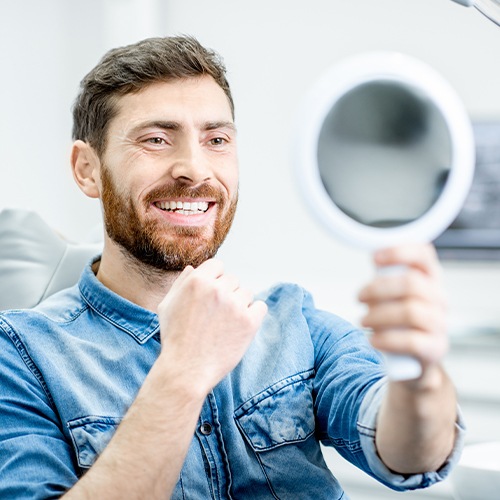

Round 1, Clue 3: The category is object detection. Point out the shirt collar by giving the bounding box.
[78,256,160,344]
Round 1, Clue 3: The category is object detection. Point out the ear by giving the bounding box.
[71,140,101,199]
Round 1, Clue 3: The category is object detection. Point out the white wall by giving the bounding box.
[1,0,499,332]
[0,0,167,243]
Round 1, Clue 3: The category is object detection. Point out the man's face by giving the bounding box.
[97,76,239,271]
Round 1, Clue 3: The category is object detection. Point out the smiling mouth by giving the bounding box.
[153,200,210,215]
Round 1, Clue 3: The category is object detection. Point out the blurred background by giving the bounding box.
[1,1,499,497]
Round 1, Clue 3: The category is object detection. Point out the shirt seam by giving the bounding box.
[234,368,315,415]
[3,303,89,326]
[79,287,158,343]
[0,317,56,407]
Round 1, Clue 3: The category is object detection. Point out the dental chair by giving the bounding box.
[0,209,102,310]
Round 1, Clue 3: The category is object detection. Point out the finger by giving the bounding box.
[358,270,447,306]
[165,260,224,307]
[232,287,255,306]
[369,328,449,364]
[374,243,442,280]
[178,264,195,279]
[173,259,225,296]
[361,299,447,333]
[193,258,225,279]
[215,273,240,293]
[166,264,195,294]
[248,299,268,326]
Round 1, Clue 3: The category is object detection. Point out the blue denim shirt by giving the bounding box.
[0,259,465,499]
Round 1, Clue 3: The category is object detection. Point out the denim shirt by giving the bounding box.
[0,260,465,499]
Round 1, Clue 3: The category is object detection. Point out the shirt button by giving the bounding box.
[199,422,213,436]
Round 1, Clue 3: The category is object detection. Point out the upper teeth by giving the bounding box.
[155,201,209,213]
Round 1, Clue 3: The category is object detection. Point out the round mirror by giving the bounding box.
[295,52,475,251]
[294,52,475,380]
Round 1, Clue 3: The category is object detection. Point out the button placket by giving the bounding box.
[197,392,226,499]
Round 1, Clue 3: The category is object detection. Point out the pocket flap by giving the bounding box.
[234,370,315,451]
[67,415,122,468]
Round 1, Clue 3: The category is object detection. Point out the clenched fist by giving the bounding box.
[157,259,268,394]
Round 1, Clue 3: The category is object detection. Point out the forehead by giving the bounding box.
[110,76,233,130]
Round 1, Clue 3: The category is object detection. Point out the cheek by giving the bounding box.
[102,147,152,186]
[226,171,239,193]
[109,169,150,202]
[221,161,239,198]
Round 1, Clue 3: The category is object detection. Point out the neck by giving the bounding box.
[96,238,181,312]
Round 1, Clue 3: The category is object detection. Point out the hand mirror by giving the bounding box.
[294,52,475,380]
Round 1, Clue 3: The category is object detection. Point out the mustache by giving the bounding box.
[144,183,225,204]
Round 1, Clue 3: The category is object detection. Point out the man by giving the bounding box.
[0,36,464,499]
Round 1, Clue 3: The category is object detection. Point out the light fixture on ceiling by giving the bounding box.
[452,0,500,27]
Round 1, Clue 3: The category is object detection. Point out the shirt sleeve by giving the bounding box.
[0,318,79,499]
[358,377,467,490]
[302,288,466,491]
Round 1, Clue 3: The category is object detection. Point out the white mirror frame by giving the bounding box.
[294,52,475,250]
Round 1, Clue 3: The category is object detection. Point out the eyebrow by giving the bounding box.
[204,121,237,132]
[130,120,237,135]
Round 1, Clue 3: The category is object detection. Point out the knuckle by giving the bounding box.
[407,333,425,357]
[405,270,425,296]
[189,272,212,293]
[432,309,448,334]
[404,300,421,325]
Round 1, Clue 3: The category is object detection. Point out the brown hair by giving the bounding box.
[72,35,234,157]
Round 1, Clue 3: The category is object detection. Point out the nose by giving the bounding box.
[170,139,212,185]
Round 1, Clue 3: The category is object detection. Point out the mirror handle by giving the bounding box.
[376,265,423,381]
[384,353,422,381]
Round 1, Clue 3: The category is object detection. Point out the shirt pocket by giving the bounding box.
[233,370,342,498]
[234,369,316,451]
[67,415,122,469]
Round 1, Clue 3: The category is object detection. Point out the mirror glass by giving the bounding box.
[318,81,452,229]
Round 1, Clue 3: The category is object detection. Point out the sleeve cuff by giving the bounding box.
[357,376,467,491]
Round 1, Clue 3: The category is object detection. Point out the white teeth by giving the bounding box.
[155,201,210,214]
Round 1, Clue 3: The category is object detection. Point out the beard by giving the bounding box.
[100,165,237,272]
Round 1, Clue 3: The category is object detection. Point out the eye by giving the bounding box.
[209,137,227,146]
[146,137,166,145]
